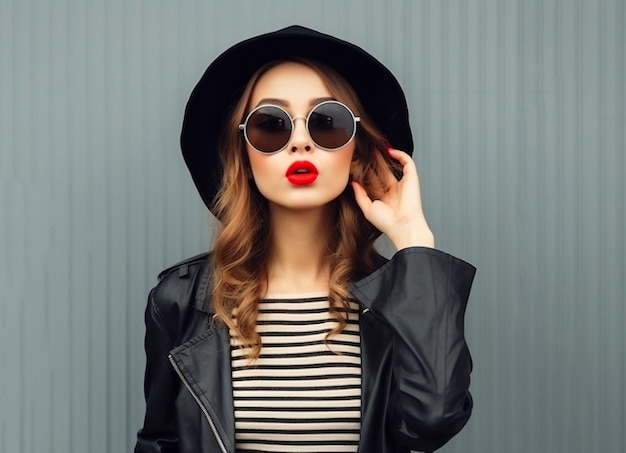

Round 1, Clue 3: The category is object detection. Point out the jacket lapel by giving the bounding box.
[169,323,235,452]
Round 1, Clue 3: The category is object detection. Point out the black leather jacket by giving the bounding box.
[135,247,476,453]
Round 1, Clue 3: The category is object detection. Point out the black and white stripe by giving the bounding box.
[231,294,361,452]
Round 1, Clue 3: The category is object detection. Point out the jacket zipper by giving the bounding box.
[168,354,228,453]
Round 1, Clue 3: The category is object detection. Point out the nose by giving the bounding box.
[289,116,311,152]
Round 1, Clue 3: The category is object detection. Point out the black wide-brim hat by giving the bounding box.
[181,25,413,212]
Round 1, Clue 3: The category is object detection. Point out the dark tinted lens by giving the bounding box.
[308,102,355,149]
[246,106,292,153]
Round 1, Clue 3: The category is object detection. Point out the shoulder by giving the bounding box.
[150,252,213,317]
[157,252,211,281]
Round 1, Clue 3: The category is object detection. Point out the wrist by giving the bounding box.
[389,224,435,250]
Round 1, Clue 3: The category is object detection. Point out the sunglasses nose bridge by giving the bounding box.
[288,115,312,151]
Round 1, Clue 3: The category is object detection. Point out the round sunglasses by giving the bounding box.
[238,100,361,154]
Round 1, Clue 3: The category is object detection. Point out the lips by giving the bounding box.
[286,161,319,186]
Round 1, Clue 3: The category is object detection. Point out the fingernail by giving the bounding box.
[386,146,393,156]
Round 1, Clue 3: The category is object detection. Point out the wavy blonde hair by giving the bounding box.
[210,59,403,360]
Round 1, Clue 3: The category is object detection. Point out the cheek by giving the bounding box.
[337,146,356,178]
[246,148,279,192]
[246,147,267,177]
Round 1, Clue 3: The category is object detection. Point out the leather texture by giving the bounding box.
[134,247,476,453]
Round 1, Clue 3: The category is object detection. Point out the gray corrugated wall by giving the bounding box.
[0,1,623,452]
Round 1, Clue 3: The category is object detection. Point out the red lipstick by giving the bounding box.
[286,161,318,186]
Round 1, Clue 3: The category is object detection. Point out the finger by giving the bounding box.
[351,181,373,213]
[377,147,406,187]
[389,147,417,170]
[388,148,419,181]
[380,159,399,187]
[387,148,413,165]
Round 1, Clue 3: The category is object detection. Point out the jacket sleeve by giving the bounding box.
[350,247,476,452]
[134,287,180,453]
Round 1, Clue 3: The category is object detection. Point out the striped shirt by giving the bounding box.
[230,294,361,452]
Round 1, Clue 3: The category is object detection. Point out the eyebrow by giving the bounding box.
[254,97,335,108]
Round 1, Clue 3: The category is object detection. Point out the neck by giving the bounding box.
[266,203,335,295]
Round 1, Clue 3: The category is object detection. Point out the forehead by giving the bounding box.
[248,62,332,108]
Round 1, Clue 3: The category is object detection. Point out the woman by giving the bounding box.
[135,25,476,453]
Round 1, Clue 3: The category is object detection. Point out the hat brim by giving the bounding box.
[181,25,413,212]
